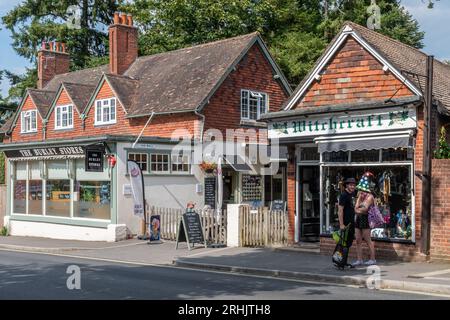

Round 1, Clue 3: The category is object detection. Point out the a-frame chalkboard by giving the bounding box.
[176,210,207,250]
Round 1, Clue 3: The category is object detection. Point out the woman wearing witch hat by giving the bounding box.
[352,172,377,266]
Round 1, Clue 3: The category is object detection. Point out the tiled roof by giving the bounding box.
[62,82,96,114]
[28,88,56,117]
[283,21,450,115]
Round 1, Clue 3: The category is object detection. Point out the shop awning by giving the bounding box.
[315,131,413,153]
[224,154,253,172]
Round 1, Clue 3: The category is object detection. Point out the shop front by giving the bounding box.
[0,139,122,241]
[263,98,420,247]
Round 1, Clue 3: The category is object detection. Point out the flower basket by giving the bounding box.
[199,161,217,173]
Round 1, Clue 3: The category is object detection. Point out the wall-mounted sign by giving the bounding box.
[85,148,104,172]
[204,177,216,209]
[123,184,132,196]
[268,106,416,140]
[4,146,85,159]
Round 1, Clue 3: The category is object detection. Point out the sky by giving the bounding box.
[1,0,450,98]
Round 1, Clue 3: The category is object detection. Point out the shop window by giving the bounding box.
[128,153,148,172]
[300,147,320,161]
[46,180,71,217]
[95,98,116,125]
[55,105,73,129]
[150,153,169,173]
[322,165,413,241]
[322,151,349,162]
[29,180,43,215]
[74,181,111,220]
[242,174,263,203]
[171,154,190,173]
[13,180,26,214]
[241,90,268,120]
[382,148,409,162]
[21,110,37,133]
[351,150,380,162]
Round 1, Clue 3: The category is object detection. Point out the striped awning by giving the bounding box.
[9,155,85,162]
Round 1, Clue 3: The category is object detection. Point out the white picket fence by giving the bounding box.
[146,207,227,245]
[239,206,289,247]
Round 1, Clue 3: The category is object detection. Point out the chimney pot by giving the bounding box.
[120,12,127,25]
[56,42,60,52]
[113,12,120,25]
[127,15,133,26]
[49,42,54,51]
[61,43,66,53]
[41,42,46,50]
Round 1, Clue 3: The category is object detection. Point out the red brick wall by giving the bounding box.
[109,23,138,75]
[286,145,296,243]
[45,89,83,140]
[430,159,450,261]
[37,49,70,89]
[293,37,415,108]
[203,44,289,143]
[10,96,43,142]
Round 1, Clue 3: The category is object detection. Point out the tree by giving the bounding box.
[1,0,122,99]
[120,0,426,86]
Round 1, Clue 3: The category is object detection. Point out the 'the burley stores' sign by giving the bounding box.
[268,106,417,139]
[4,146,85,159]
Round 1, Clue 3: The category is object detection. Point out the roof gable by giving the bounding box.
[284,24,422,110]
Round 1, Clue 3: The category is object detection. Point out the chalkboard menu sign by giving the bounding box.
[271,200,286,212]
[176,210,207,250]
[204,177,216,209]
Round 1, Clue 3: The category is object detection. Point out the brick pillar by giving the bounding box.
[286,144,296,243]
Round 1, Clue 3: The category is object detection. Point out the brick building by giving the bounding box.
[262,22,450,261]
[0,12,291,241]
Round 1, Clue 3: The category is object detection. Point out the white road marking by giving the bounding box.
[412,268,450,278]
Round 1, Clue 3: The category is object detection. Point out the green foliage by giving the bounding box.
[1,226,8,237]
[0,152,5,185]
[120,0,426,87]
[434,126,450,159]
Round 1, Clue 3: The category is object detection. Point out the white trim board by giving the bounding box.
[284,26,423,110]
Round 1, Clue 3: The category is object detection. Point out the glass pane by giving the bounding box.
[74,181,111,220]
[46,180,71,217]
[249,96,258,120]
[382,148,409,162]
[300,147,320,161]
[29,180,43,215]
[13,180,26,214]
[351,150,380,162]
[322,151,349,162]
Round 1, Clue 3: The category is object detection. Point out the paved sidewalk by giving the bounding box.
[1,235,450,297]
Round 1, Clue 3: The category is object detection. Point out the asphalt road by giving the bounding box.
[0,249,445,300]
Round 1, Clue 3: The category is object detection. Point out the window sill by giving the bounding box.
[54,127,74,131]
[94,122,117,127]
[320,234,415,245]
[240,120,268,128]
[20,131,38,135]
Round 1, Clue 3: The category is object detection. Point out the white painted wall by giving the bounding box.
[116,142,204,235]
[9,220,126,242]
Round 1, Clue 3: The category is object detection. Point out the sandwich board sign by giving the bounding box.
[176,210,207,250]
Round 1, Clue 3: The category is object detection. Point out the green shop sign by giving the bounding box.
[268,106,416,139]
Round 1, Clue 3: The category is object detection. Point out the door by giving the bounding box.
[298,166,320,242]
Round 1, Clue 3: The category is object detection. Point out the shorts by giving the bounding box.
[355,214,370,230]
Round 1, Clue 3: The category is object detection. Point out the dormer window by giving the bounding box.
[55,105,73,130]
[95,98,116,125]
[21,110,37,133]
[241,90,268,120]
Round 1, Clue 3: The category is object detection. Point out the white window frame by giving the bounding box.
[150,153,170,173]
[55,104,74,130]
[94,98,117,125]
[241,89,268,121]
[171,154,190,173]
[128,152,148,173]
[21,110,37,133]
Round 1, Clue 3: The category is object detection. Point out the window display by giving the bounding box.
[74,181,111,220]
[322,165,412,240]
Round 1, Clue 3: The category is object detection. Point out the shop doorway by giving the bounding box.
[298,165,320,242]
[222,169,237,208]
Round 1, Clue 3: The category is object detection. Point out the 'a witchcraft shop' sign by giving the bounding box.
[268,106,416,139]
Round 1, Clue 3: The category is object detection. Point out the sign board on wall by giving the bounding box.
[85,147,104,172]
[4,146,85,158]
[204,177,216,209]
[268,106,417,140]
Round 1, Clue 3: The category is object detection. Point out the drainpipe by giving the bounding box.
[132,112,155,149]
[42,120,47,140]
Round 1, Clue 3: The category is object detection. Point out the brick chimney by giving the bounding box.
[37,41,70,89]
[109,12,138,75]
